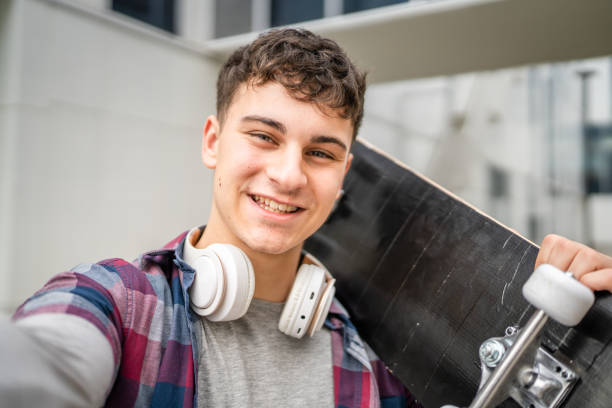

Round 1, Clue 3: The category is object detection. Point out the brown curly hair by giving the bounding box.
[216,28,367,140]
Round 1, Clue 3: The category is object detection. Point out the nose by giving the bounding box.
[266,147,307,193]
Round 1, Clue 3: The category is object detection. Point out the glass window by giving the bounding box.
[489,166,508,198]
[112,0,175,33]
[214,0,253,38]
[344,0,408,14]
[585,124,612,194]
[271,0,324,27]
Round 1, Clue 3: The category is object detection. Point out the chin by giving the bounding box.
[242,234,299,255]
[250,242,294,255]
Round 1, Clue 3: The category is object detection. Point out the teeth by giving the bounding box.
[252,195,298,214]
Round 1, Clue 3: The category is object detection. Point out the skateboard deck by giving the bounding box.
[305,139,612,407]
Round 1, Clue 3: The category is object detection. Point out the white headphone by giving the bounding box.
[184,228,336,339]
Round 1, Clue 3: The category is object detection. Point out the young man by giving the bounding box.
[2,28,612,408]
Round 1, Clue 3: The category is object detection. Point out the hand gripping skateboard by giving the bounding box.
[442,264,595,408]
[305,139,612,407]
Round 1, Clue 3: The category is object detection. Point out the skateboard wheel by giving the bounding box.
[522,264,595,326]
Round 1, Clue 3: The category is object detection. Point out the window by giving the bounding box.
[344,0,408,14]
[215,0,253,38]
[112,0,175,33]
[271,0,324,27]
[212,0,415,39]
[585,124,612,194]
[489,166,508,198]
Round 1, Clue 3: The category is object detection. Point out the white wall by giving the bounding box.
[0,0,221,314]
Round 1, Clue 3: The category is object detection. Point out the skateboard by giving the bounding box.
[304,139,612,407]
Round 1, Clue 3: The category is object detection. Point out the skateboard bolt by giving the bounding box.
[505,326,518,336]
[479,339,506,368]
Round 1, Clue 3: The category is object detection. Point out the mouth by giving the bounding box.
[250,194,302,214]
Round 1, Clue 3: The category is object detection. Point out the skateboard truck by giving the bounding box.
[472,317,577,408]
[443,264,594,408]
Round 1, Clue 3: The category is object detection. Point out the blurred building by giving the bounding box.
[1,0,612,315]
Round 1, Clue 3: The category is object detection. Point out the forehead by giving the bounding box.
[225,82,353,140]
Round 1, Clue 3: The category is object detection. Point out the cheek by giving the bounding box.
[218,145,261,178]
[235,157,260,179]
[316,172,344,208]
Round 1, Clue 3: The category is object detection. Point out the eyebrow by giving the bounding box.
[241,115,348,152]
[241,115,287,134]
[311,135,347,153]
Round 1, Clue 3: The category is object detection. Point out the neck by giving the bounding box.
[194,225,302,303]
[246,247,302,302]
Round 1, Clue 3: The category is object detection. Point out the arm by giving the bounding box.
[2,262,130,406]
[0,314,114,407]
[536,234,612,291]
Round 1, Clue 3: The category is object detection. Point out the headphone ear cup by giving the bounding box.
[189,249,226,317]
[308,279,335,336]
[205,244,255,322]
[189,244,255,322]
[279,264,325,338]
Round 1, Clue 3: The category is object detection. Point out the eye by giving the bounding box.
[308,150,334,160]
[250,133,276,144]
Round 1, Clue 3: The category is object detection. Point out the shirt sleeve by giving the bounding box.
[13,262,129,365]
[0,313,115,407]
[5,260,134,406]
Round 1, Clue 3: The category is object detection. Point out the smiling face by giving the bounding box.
[201,81,353,256]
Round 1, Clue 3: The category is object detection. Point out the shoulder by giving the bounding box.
[16,254,174,317]
[13,234,188,352]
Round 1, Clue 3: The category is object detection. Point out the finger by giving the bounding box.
[534,234,558,269]
[536,234,580,272]
[579,268,612,292]
[567,247,603,281]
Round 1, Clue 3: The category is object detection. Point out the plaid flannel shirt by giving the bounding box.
[14,231,422,408]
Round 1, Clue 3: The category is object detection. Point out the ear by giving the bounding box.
[336,153,353,200]
[344,152,353,176]
[202,115,221,169]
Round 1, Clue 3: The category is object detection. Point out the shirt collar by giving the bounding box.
[141,226,352,324]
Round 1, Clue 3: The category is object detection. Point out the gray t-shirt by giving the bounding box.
[196,298,334,407]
